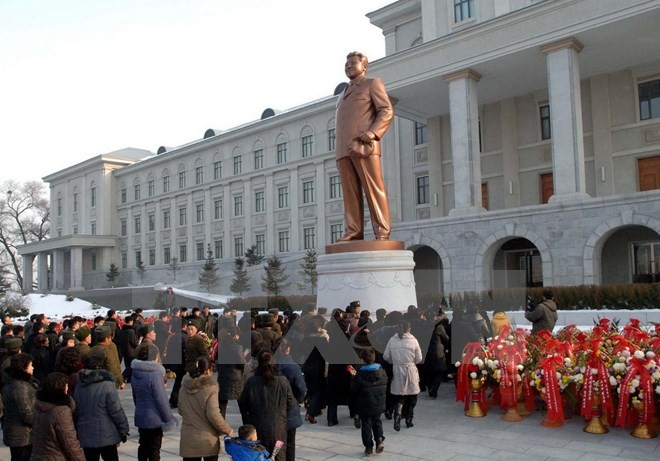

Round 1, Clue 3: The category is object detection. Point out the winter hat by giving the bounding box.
[94,325,112,341]
[138,323,155,337]
[75,326,91,342]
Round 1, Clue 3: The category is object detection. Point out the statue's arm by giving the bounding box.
[368,77,394,140]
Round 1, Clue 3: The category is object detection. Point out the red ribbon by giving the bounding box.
[540,355,564,424]
[615,355,656,428]
[457,342,486,412]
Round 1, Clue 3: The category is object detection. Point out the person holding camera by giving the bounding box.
[525,289,558,334]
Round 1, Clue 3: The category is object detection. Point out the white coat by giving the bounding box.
[383,332,423,396]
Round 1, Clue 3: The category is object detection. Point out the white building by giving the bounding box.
[18,0,660,300]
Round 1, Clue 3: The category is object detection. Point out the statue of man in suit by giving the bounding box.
[335,51,394,242]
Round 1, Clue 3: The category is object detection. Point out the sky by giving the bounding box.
[0,0,394,184]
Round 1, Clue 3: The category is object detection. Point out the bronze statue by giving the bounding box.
[335,51,394,242]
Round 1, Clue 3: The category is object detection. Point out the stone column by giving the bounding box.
[53,249,65,290]
[444,69,485,215]
[37,252,49,292]
[22,254,35,293]
[70,247,83,291]
[541,38,590,202]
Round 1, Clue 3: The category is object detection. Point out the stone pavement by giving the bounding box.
[1,380,658,460]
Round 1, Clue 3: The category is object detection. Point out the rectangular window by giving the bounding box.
[164,246,171,265]
[233,195,243,216]
[149,249,155,266]
[214,161,223,180]
[91,253,97,271]
[277,142,288,164]
[302,180,315,204]
[121,188,126,204]
[120,219,127,236]
[179,207,187,226]
[278,186,289,208]
[163,175,170,193]
[134,184,140,201]
[195,166,204,185]
[148,214,155,231]
[302,135,313,158]
[179,244,187,263]
[196,242,205,261]
[234,237,244,257]
[278,230,290,253]
[417,176,430,205]
[214,239,223,259]
[330,223,344,243]
[303,226,316,250]
[91,187,96,207]
[135,251,142,266]
[454,0,475,22]
[214,199,223,219]
[255,191,265,213]
[121,251,127,269]
[254,149,264,170]
[134,216,141,234]
[91,222,96,235]
[255,233,266,255]
[328,128,336,151]
[196,203,204,223]
[178,171,186,189]
[163,210,171,229]
[540,104,551,140]
[639,79,660,121]
[148,180,155,197]
[415,122,428,145]
[73,193,78,212]
[329,175,342,199]
[57,198,62,216]
[233,156,242,175]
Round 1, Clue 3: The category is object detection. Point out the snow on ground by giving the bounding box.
[154,286,233,306]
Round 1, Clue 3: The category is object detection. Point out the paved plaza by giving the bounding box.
[2,378,658,461]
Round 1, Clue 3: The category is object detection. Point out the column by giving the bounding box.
[22,254,35,293]
[500,98,521,208]
[70,247,83,291]
[444,68,485,215]
[53,249,65,290]
[37,252,49,292]
[590,74,614,197]
[265,174,275,254]
[541,38,590,202]
[427,116,444,218]
[315,162,326,250]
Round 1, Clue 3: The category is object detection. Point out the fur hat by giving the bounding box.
[94,325,112,341]
[75,326,91,342]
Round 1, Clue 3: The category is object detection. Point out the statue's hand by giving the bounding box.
[359,131,375,144]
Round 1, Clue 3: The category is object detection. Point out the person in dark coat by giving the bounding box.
[238,350,294,461]
[216,326,245,418]
[351,348,388,456]
[30,334,54,384]
[525,289,558,334]
[450,307,490,366]
[185,321,210,373]
[74,355,130,461]
[153,312,170,354]
[30,372,85,461]
[117,316,139,383]
[54,345,82,396]
[275,338,306,461]
[163,316,187,409]
[422,310,450,398]
[326,312,357,427]
[301,316,328,424]
[2,353,38,461]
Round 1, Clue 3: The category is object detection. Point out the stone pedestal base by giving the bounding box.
[316,248,417,311]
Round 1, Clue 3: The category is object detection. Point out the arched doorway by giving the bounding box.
[412,246,443,299]
[601,225,660,284]
[492,238,543,289]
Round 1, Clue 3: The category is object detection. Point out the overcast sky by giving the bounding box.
[0,0,393,184]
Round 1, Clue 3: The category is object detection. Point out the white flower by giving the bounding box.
[579,366,586,374]
[516,375,522,382]
[613,363,626,372]
[497,345,503,350]
[652,371,660,381]
[487,360,495,369]
[556,372,562,380]
[646,351,656,359]
[609,376,618,386]
[507,335,514,340]
[494,360,499,366]
[631,379,640,388]
[634,350,645,360]
[470,372,478,379]
[472,357,479,366]
[481,370,488,375]
[622,350,630,358]
[656,386,660,395]
[476,359,484,368]
[591,368,598,375]
[517,364,524,371]
[574,373,584,382]
[564,358,571,366]
[455,361,461,368]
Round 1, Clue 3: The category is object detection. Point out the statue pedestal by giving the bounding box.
[317,243,417,311]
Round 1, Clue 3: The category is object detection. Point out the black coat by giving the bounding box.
[1,368,38,447]
[424,321,449,374]
[238,375,293,461]
[216,338,245,400]
[350,364,387,416]
[117,325,139,361]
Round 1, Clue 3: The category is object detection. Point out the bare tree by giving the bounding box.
[0,180,50,290]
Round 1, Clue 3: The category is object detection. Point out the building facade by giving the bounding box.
[19,0,660,299]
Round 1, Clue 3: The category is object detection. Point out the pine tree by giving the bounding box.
[297,249,318,295]
[261,254,290,296]
[244,244,265,266]
[230,257,251,296]
[136,259,147,286]
[106,263,120,288]
[199,244,219,293]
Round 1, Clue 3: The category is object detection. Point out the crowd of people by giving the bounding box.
[0,288,555,461]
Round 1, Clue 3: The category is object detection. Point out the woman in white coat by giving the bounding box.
[383,321,422,431]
